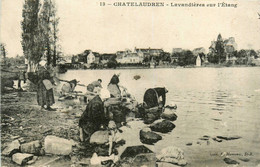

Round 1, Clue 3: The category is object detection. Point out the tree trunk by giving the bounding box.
[27,61,38,72]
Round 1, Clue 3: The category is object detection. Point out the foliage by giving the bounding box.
[21,0,44,72]
[21,0,60,72]
[107,56,118,68]
[39,0,60,67]
[177,50,196,66]
[160,52,171,62]
[215,34,225,63]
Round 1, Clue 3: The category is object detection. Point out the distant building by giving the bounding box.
[196,55,201,67]
[134,47,163,57]
[116,49,143,64]
[192,47,206,56]
[172,48,183,53]
[209,35,238,62]
[87,51,100,64]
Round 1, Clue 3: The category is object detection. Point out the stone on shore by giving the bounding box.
[217,135,241,140]
[20,140,42,155]
[26,156,38,165]
[44,135,74,155]
[139,128,162,145]
[118,145,156,167]
[239,157,250,162]
[143,107,162,124]
[161,108,178,121]
[157,162,181,167]
[2,140,20,157]
[90,130,109,145]
[157,146,187,166]
[12,153,34,165]
[223,158,240,165]
[150,120,175,133]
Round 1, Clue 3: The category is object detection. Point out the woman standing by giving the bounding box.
[37,66,55,111]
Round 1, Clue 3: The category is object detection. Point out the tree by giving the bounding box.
[39,0,60,67]
[0,43,7,65]
[160,52,171,63]
[107,56,117,69]
[177,50,195,66]
[215,34,225,64]
[21,0,44,72]
[236,49,247,64]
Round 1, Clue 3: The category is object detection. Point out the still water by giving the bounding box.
[59,67,260,166]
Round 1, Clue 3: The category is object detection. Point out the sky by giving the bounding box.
[0,0,260,57]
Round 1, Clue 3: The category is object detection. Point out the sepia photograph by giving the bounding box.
[1,0,260,166]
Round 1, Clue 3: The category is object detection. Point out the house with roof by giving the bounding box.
[87,51,100,64]
[117,49,143,64]
[134,47,164,57]
[172,48,183,53]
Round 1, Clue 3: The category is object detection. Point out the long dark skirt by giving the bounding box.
[143,88,159,109]
[37,83,55,107]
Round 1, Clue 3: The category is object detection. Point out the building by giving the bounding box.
[196,55,201,67]
[134,47,164,57]
[87,51,100,64]
[116,49,143,64]
[193,47,207,63]
[172,48,183,53]
[193,47,206,56]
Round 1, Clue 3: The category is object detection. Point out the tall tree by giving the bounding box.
[39,0,60,67]
[215,34,225,64]
[21,0,44,72]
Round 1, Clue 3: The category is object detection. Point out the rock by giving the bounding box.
[27,156,38,165]
[20,140,42,155]
[150,120,175,133]
[199,137,209,141]
[78,158,91,165]
[2,140,20,156]
[212,137,222,142]
[140,128,162,145]
[217,135,241,140]
[144,112,160,124]
[157,162,180,167]
[161,109,178,121]
[239,157,250,162]
[44,135,74,155]
[11,136,20,140]
[223,158,239,165]
[90,130,109,145]
[18,137,26,144]
[133,75,141,80]
[186,143,192,146]
[157,146,187,166]
[119,145,156,167]
[12,153,34,165]
[143,107,162,124]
